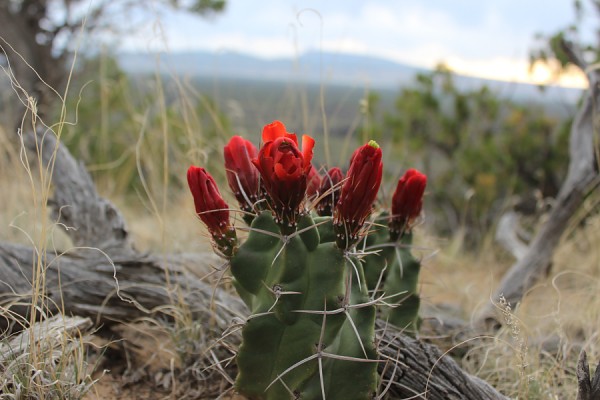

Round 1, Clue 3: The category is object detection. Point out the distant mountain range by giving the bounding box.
[117,50,583,104]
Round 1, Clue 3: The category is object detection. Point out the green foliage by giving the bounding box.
[530,0,598,76]
[58,54,230,195]
[384,66,569,246]
[182,0,227,14]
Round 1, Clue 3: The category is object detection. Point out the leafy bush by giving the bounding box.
[383,65,571,246]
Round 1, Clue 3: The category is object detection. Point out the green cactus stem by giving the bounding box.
[362,214,422,332]
[230,212,378,399]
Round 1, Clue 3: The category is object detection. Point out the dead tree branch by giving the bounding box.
[0,315,93,361]
[25,128,131,251]
[577,351,600,400]
[495,210,528,261]
[477,38,600,327]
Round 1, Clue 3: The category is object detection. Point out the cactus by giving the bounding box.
[363,225,423,331]
[231,212,377,399]
[187,121,427,399]
[363,169,427,331]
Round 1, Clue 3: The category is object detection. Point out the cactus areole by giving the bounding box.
[187,121,427,399]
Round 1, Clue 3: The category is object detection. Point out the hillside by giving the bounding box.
[117,50,583,104]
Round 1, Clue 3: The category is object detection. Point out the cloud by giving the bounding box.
[115,0,582,86]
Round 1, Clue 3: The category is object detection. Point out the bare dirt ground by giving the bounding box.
[82,323,244,400]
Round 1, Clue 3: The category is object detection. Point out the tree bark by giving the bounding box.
[0,2,66,121]
[24,129,132,251]
[377,321,508,399]
[0,314,93,361]
[495,210,528,261]
[0,241,239,332]
[576,351,600,400]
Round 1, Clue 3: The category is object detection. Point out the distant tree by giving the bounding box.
[530,0,599,81]
[384,65,570,246]
[0,0,226,118]
[53,54,231,195]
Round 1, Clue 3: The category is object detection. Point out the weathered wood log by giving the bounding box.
[0,241,242,332]
[0,314,92,361]
[495,210,528,262]
[576,351,600,400]
[377,321,508,399]
[25,128,131,251]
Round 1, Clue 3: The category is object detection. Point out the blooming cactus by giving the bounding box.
[224,136,260,213]
[187,121,427,399]
[333,140,383,249]
[187,166,237,256]
[316,166,344,217]
[252,120,315,232]
[390,168,427,240]
[305,165,322,200]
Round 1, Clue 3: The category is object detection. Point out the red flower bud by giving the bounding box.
[187,166,237,256]
[334,140,383,249]
[306,165,322,200]
[224,136,260,213]
[316,167,344,216]
[390,168,427,240]
[252,120,315,232]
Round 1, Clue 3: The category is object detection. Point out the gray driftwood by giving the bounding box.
[0,314,92,361]
[495,210,528,262]
[0,126,511,399]
[577,351,600,400]
[0,241,241,332]
[377,321,507,399]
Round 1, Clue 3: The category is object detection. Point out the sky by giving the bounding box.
[120,0,591,88]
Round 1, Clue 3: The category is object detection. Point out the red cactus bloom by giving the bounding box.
[334,140,383,249]
[224,136,260,212]
[316,167,344,217]
[187,166,237,256]
[252,120,315,231]
[306,165,322,200]
[390,168,427,240]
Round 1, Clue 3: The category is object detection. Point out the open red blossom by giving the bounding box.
[390,168,427,240]
[224,136,260,213]
[334,140,383,249]
[306,165,322,200]
[316,167,344,216]
[252,120,315,232]
[187,166,237,256]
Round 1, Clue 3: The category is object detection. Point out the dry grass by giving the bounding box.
[417,208,600,398]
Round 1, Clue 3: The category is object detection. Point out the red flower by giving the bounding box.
[252,120,315,231]
[224,136,260,212]
[316,167,344,216]
[187,166,237,256]
[390,168,427,239]
[306,165,322,200]
[334,140,383,249]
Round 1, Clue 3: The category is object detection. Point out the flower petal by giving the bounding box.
[262,120,298,145]
[301,134,315,171]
